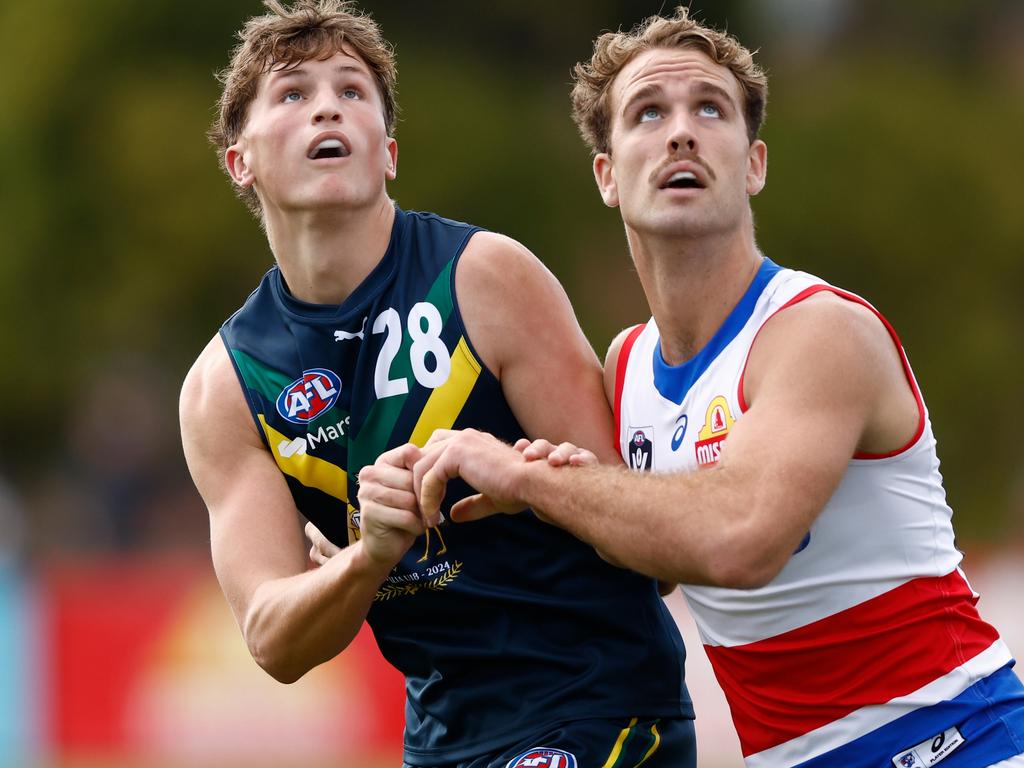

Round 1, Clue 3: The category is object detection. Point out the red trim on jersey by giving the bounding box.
[704,569,1000,757]
[736,285,926,460]
[613,324,647,454]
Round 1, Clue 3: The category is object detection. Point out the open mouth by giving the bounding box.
[662,171,704,190]
[308,139,350,160]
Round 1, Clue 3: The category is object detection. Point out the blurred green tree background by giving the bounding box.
[1,0,1021,553]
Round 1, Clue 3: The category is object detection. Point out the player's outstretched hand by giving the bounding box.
[415,429,529,526]
[514,438,599,467]
[357,443,427,570]
[305,521,342,566]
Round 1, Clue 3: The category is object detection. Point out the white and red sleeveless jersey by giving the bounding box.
[614,258,1024,768]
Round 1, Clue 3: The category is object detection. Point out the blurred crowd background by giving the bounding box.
[1,1,1022,766]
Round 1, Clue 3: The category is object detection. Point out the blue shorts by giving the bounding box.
[403,716,697,768]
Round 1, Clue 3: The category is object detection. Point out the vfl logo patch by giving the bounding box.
[694,395,735,468]
[276,368,342,424]
[627,427,654,471]
[506,747,577,768]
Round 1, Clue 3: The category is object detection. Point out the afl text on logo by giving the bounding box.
[505,747,578,768]
[694,395,735,468]
[276,368,342,424]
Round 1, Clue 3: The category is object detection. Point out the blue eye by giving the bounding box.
[639,107,661,123]
[342,88,361,100]
[700,103,721,118]
[282,90,302,103]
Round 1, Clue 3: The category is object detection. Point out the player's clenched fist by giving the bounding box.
[357,443,427,569]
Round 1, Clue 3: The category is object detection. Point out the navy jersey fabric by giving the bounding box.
[219,206,692,764]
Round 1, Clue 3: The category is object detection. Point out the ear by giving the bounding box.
[225,143,255,188]
[746,139,767,196]
[385,137,398,181]
[593,152,619,208]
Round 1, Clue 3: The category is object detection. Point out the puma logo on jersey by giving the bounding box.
[334,317,367,342]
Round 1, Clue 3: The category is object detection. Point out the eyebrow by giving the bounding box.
[620,84,664,118]
[619,80,740,118]
[692,81,739,109]
[268,63,370,83]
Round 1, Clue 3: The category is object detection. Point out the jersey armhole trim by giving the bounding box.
[736,285,926,461]
[218,330,272,451]
[614,324,647,454]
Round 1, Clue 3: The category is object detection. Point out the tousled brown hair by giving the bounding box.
[209,0,397,215]
[571,6,767,155]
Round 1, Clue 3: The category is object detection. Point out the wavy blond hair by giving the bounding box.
[572,6,767,155]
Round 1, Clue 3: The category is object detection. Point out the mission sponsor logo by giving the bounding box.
[276,368,342,424]
[627,427,654,471]
[506,747,577,768]
[694,395,735,468]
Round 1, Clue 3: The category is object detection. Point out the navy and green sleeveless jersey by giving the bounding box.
[219,206,692,765]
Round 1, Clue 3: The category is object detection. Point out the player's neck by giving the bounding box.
[628,224,762,366]
[264,196,396,305]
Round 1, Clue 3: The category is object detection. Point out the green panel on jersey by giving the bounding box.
[230,348,291,402]
[350,261,455,469]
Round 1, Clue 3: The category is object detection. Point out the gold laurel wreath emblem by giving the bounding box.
[374,561,463,602]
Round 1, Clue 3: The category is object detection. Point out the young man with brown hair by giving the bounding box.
[180,2,696,766]
[414,7,1024,768]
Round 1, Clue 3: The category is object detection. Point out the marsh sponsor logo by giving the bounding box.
[274,415,351,459]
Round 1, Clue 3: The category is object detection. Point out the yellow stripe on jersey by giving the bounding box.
[601,718,638,768]
[258,415,349,503]
[633,722,661,768]
[408,336,482,447]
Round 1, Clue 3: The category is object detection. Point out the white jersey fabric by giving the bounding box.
[615,258,1024,768]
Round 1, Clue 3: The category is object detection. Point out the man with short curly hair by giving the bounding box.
[181,2,698,766]
[415,7,1024,768]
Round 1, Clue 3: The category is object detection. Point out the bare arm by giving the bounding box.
[180,337,420,683]
[417,294,920,588]
[456,232,619,463]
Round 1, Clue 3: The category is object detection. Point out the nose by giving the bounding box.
[667,114,697,155]
[311,87,343,124]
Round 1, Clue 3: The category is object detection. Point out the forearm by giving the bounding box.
[239,540,391,683]
[518,461,782,587]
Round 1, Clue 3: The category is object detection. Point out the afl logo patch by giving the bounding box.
[276,368,342,424]
[506,747,577,768]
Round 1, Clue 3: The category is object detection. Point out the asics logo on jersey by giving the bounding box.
[276,368,342,424]
[506,748,577,768]
[671,414,688,451]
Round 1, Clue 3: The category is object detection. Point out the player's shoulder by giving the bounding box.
[749,288,902,401]
[456,230,562,308]
[460,230,540,276]
[603,324,647,404]
[760,289,891,354]
[179,335,250,439]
